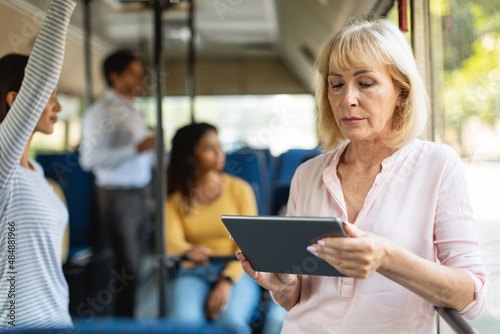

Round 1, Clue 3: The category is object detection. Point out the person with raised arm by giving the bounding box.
[0,0,76,329]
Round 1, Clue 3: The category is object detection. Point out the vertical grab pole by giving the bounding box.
[398,0,408,32]
[411,0,433,141]
[153,0,167,318]
[83,0,93,108]
[187,0,196,123]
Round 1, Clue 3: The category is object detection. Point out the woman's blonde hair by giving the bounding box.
[315,18,429,150]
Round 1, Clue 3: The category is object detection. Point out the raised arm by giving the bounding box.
[0,0,76,189]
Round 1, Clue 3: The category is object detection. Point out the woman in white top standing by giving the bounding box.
[0,0,75,329]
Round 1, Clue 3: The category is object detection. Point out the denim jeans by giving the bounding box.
[262,299,287,334]
[168,263,260,334]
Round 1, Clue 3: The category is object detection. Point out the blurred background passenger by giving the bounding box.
[0,0,75,329]
[79,50,155,317]
[165,122,260,334]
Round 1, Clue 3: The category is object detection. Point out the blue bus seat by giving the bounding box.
[225,149,272,215]
[36,152,97,257]
[274,148,322,187]
[272,148,322,214]
[36,152,102,316]
[257,148,277,190]
[28,317,232,333]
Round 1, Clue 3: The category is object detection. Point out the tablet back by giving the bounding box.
[221,215,348,277]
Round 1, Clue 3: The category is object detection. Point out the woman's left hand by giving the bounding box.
[309,223,391,279]
[206,279,233,320]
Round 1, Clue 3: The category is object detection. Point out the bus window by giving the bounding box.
[193,94,317,155]
[138,94,318,155]
[430,0,500,331]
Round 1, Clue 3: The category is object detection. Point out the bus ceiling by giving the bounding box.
[0,0,395,97]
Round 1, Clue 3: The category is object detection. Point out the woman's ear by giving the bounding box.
[396,90,405,108]
[6,91,18,107]
[108,72,118,88]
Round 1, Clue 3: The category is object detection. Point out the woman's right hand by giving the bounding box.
[185,245,211,264]
[236,251,297,292]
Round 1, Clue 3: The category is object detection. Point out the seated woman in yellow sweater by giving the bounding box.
[165,122,260,334]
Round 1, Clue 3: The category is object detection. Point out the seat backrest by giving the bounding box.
[275,148,322,188]
[272,148,321,215]
[225,149,272,215]
[36,152,97,256]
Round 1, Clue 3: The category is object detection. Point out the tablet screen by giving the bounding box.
[221,215,348,277]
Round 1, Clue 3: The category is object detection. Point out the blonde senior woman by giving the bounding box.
[236,19,486,333]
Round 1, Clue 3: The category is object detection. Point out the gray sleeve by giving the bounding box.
[0,0,76,189]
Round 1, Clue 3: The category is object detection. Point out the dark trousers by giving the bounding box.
[96,186,149,317]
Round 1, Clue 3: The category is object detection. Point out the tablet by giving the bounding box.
[221,215,348,277]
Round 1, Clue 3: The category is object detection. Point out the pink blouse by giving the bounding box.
[281,139,486,334]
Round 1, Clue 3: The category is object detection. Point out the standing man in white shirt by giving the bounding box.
[80,50,155,317]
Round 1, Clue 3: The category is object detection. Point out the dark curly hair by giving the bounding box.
[0,54,29,124]
[167,122,217,211]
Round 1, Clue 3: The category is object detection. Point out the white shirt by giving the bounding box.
[79,89,154,188]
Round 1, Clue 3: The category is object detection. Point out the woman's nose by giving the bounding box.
[217,148,224,158]
[343,84,359,107]
[54,98,62,113]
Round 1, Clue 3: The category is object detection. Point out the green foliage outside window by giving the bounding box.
[432,0,500,150]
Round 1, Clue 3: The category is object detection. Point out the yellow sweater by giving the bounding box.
[165,173,258,282]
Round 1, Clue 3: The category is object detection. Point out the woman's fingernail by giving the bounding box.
[317,240,325,246]
[306,246,318,256]
[343,221,353,226]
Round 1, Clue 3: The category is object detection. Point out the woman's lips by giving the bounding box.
[341,117,363,125]
[50,116,58,123]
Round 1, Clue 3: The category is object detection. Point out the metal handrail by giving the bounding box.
[165,255,239,264]
[436,307,475,334]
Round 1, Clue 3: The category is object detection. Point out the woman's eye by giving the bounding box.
[359,81,374,87]
[329,82,343,89]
